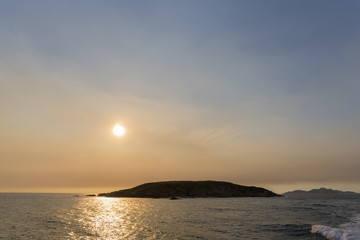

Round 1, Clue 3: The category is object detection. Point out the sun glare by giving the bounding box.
[113,124,125,137]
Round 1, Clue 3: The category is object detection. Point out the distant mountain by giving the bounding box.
[98,181,281,198]
[284,188,360,196]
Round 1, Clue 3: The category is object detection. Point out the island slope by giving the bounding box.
[98,181,280,198]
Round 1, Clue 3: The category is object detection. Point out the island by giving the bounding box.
[86,194,97,197]
[98,180,281,198]
[284,188,360,197]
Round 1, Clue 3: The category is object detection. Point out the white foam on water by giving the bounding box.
[312,214,360,240]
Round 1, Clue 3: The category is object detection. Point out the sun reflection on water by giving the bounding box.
[86,198,127,238]
[67,197,136,239]
[63,197,211,239]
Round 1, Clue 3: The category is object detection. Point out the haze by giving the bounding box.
[1,1,360,194]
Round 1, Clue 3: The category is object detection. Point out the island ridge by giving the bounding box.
[98,180,280,198]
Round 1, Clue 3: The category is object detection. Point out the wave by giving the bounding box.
[311,214,360,240]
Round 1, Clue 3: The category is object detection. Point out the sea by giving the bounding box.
[0,193,360,240]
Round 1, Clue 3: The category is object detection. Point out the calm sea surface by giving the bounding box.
[0,193,359,239]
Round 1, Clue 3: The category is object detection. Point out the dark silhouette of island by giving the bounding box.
[284,188,360,197]
[98,181,280,198]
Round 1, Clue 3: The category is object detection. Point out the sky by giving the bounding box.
[1,0,360,194]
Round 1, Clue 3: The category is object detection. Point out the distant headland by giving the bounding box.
[98,180,281,198]
[284,188,360,197]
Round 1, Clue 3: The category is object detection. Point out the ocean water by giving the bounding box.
[0,193,359,239]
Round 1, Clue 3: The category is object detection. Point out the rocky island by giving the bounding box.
[98,180,280,198]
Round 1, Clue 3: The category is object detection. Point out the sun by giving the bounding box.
[113,124,125,137]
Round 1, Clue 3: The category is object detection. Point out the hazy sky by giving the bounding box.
[1,1,360,193]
